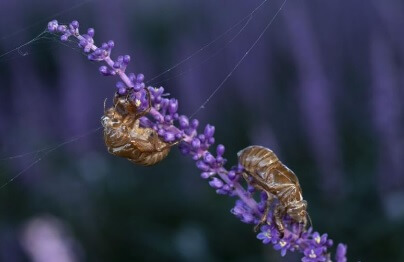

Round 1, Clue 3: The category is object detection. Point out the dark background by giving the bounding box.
[0,0,403,261]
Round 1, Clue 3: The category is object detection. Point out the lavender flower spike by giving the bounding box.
[48,20,348,262]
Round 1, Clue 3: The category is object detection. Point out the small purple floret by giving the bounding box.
[302,247,327,262]
[274,235,293,257]
[70,20,79,29]
[47,20,58,32]
[209,177,223,189]
[335,243,347,262]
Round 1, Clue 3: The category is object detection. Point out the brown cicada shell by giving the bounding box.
[101,90,174,166]
[238,145,309,235]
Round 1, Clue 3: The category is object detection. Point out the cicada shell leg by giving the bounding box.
[253,192,274,232]
[274,204,286,238]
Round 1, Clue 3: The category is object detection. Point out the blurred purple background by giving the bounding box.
[0,0,403,261]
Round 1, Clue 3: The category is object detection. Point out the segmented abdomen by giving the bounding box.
[129,147,170,166]
[103,127,171,166]
[238,145,279,180]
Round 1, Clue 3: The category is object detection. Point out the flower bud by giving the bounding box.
[216,144,225,156]
[209,177,223,189]
[204,124,215,138]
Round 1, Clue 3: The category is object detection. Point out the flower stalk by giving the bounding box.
[47,20,348,262]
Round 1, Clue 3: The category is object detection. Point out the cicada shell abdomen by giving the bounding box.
[238,145,279,181]
[128,146,171,166]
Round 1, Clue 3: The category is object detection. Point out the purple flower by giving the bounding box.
[310,232,333,251]
[302,247,327,262]
[48,19,349,262]
[257,225,280,244]
[209,177,224,189]
[274,235,293,257]
[231,200,256,224]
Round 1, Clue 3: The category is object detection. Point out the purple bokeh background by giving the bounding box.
[0,0,403,261]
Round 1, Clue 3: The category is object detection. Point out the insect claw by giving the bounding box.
[253,218,269,232]
[298,229,303,238]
